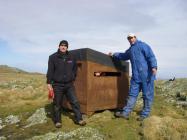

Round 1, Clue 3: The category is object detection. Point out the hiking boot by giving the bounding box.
[114,112,129,120]
[55,122,62,128]
[76,120,86,126]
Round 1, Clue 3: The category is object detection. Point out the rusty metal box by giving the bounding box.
[65,48,129,115]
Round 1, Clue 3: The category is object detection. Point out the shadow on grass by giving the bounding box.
[44,103,75,124]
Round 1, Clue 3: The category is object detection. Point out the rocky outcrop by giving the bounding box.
[4,115,20,125]
[0,136,7,140]
[25,108,47,128]
[155,79,187,107]
[0,115,20,130]
[28,127,104,140]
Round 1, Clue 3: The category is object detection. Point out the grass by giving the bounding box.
[0,94,186,140]
[0,66,187,140]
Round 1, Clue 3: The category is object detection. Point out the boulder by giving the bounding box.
[25,108,47,128]
[4,115,20,125]
[0,136,7,140]
[28,127,104,140]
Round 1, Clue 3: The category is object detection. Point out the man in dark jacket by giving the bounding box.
[47,40,86,128]
[109,33,157,121]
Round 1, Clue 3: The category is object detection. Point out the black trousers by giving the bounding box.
[52,83,82,123]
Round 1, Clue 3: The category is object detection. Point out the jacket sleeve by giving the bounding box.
[112,49,130,61]
[46,56,55,84]
[142,43,157,69]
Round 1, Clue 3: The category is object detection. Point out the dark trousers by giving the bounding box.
[52,83,82,123]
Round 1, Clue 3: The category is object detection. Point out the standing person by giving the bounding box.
[109,33,157,121]
[47,40,86,128]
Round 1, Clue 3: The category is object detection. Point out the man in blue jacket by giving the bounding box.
[109,33,157,121]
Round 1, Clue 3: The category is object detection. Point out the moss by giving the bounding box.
[95,119,141,140]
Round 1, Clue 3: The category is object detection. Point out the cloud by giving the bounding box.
[0,0,187,78]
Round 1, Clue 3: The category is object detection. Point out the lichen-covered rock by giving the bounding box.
[0,136,7,140]
[25,108,47,128]
[176,101,187,107]
[4,115,20,125]
[142,116,187,140]
[155,79,187,106]
[28,127,104,140]
[0,118,2,123]
[28,131,64,140]
[60,127,104,140]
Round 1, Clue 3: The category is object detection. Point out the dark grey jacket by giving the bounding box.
[46,50,77,84]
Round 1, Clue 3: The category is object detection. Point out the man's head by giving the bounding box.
[59,40,68,53]
[127,33,137,45]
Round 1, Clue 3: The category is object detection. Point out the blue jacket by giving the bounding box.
[113,40,157,82]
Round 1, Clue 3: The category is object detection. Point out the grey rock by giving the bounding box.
[25,108,47,128]
[155,79,187,107]
[60,127,104,140]
[176,92,186,101]
[4,115,20,125]
[176,101,187,107]
[28,132,65,140]
[0,118,2,124]
[0,136,7,140]
[28,127,104,140]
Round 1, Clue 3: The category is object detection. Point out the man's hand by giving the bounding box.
[152,68,157,75]
[47,84,54,100]
[48,89,54,100]
[108,52,113,56]
[94,72,101,77]
[47,84,53,91]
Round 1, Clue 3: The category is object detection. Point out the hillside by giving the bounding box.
[0,65,28,74]
[0,66,186,140]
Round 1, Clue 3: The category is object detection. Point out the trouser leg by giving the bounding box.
[65,84,82,122]
[141,80,154,117]
[53,85,64,123]
[122,79,141,116]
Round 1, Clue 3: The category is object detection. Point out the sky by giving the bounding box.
[0,0,187,79]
